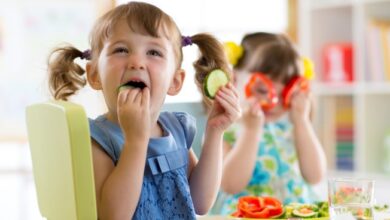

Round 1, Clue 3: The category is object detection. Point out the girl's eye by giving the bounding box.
[147,49,163,57]
[255,87,269,95]
[113,47,128,54]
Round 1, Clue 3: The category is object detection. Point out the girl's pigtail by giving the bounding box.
[48,45,87,100]
[191,34,232,104]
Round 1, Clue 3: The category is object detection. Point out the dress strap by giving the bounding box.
[146,147,188,176]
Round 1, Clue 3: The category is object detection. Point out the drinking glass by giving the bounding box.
[328,178,374,220]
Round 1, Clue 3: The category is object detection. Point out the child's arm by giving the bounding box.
[92,88,150,220]
[221,97,265,194]
[290,92,327,184]
[188,83,241,215]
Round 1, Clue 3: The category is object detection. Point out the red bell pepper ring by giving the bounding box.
[231,210,243,217]
[232,196,285,219]
[263,196,284,217]
[237,196,265,211]
[244,208,270,218]
[281,76,310,109]
[245,73,278,111]
[237,196,269,218]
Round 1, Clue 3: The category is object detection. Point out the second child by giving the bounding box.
[219,32,327,214]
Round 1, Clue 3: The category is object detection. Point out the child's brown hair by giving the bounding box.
[235,32,300,84]
[48,1,230,101]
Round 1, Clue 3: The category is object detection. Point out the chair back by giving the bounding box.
[26,101,97,220]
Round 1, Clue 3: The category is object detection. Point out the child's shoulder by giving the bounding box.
[159,111,196,149]
[88,114,121,133]
[159,111,195,127]
[88,114,120,163]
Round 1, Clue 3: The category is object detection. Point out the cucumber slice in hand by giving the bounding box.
[203,69,229,99]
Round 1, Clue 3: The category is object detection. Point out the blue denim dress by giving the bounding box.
[89,111,197,219]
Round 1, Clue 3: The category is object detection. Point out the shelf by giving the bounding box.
[363,82,390,94]
[301,0,390,175]
[312,82,357,96]
[310,0,355,10]
[363,0,390,5]
[310,0,390,10]
[312,82,390,95]
[310,0,389,11]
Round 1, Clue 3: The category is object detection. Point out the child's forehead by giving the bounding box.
[108,19,174,44]
[237,71,291,86]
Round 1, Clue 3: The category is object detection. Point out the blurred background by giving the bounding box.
[1,0,390,219]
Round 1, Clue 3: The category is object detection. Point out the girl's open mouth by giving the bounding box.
[119,80,147,91]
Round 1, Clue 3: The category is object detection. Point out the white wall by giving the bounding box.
[0,1,288,219]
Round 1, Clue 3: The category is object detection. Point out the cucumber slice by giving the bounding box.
[203,69,229,99]
[292,208,318,218]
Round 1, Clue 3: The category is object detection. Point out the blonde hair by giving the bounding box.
[48,1,230,101]
[235,32,300,84]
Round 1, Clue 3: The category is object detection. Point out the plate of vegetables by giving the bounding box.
[230,196,329,219]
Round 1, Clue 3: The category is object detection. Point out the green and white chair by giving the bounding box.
[25,100,207,219]
[26,101,97,220]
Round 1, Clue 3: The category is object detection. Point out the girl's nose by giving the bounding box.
[127,54,145,70]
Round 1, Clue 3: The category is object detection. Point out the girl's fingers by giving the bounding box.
[141,87,150,107]
[118,89,130,105]
[217,88,237,106]
[243,97,258,112]
[127,88,141,102]
[251,104,263,117]
[118,88,143,107]
[216,89,240,112]
[293,90,308,101]
[134,88,147,104]
[220,85,241,105]
[215,95,236,116]
[226,83,239,99]
[134,88,143,104]
[216,93,241,118]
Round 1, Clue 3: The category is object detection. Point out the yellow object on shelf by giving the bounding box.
[224,41,244,66]
[302,56,315,80]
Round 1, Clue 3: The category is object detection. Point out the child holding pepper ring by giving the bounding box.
[216,32,327,215]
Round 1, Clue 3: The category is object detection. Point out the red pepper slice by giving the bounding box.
[237,196,267,218]
[237,196,265,211]
[236,196,272,218]
[232,196,284,219]
[245,73,278,111]
[281,76,310,109]
[263,196,284,217]
[244,208,270,218]
[231,210,243,217]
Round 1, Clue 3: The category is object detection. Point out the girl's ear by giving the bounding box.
[86,62,102,90]
[167,69,185,96]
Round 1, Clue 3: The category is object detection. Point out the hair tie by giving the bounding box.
[181,36,192,47]
[223,41,243,66]
[81,49,91,60]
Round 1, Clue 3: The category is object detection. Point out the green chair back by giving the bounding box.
[26,101,97,220]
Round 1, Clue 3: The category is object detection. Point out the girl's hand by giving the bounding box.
[117,88,151,140]
[289,91,311,124]
[241,97,265,130]
[207,83,241,132]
